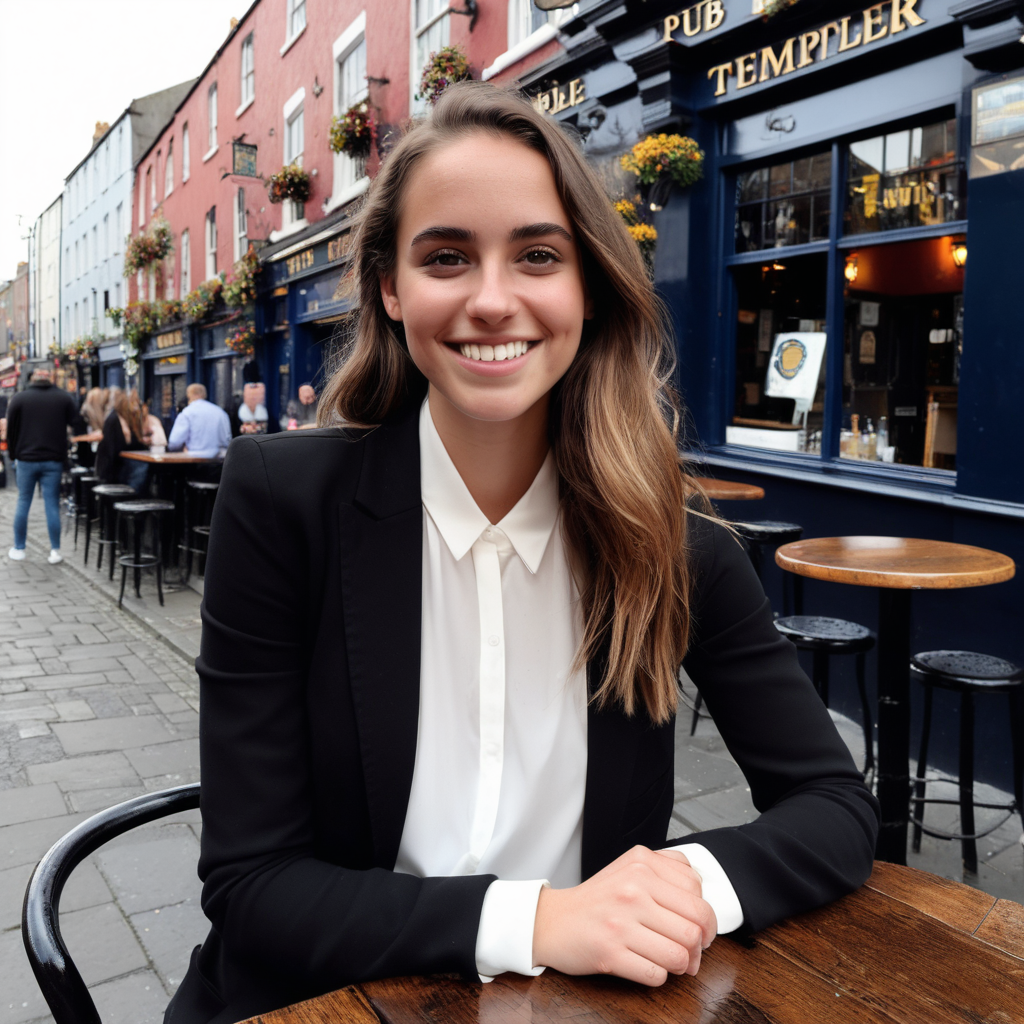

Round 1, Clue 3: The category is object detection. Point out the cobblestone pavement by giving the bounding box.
[0,478,1020,1023]
[0,487,205,1024]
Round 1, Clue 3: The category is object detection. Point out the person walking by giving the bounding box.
[6,368,77,564]
[167,383,231,457]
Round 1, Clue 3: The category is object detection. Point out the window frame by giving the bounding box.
[207,84,219,158]
[165,137,174,197]
[239,33,256,113]
[205,208,218,281]
[182,123,191,181]
[328,11,371,211]
[180,229,191,299]
[411,0,450,114]
[717,108,968,481]
[233,187,248,262]
[282,0,307,53]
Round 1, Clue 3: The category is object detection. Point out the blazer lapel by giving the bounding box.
[339,407,423,869]
[581,651,648,880]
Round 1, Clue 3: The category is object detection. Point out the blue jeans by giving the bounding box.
[13,460,63,550]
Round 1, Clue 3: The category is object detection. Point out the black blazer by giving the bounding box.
[167,404,879,1024]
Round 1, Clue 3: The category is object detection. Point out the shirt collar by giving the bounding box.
[419,398,559,574]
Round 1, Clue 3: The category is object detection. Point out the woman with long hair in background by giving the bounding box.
[95,389,149,493]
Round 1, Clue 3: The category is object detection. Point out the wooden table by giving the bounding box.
[242,862,1024,1024]
[776,537,1016,863]
[692,476,765,501]
[70,432,102,444]
[120,450,222,465]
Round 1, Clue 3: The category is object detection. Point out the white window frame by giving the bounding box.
[165,138,174,197]
[115,203,123,253]
[206,84,219,160]
[182,123,191,181]
[238,33,255,115]
[205,208,218,281]
[139,175,146,227]
[282,0,307,54]
[327,11,371,213]
[103,213,109,260]
[484,2,579,81]
[150,159,157,212]
[411,0,450,115]
[92,226,98,268]
[233,187,248,262]
[180,229,191,298]
[276,88,308,237]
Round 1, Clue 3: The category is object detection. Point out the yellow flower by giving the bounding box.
[615,199,636,216]
[627,223,658,243]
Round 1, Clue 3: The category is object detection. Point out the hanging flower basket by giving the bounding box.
[416,45,472,106]
[124,218,173,276]
[761,0,799,20]
[330,102,376,158]
[266,163,312,205]
[223,245,261,309]
[183,279,224,323]
[226,321,256,357]
[620,134,705,210]
[615,198,658,275]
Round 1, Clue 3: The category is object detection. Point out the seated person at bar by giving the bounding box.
[167,85,879,1024]
[282,382,319,430]
[95,389,149,493]
[168,384,231,458]
[230,381,272,437]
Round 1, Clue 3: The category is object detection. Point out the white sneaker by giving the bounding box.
[8,547,25,561]
[48,550,63,565]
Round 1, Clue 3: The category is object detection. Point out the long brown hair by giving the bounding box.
[321,82,706,724]
[113,389,146,444]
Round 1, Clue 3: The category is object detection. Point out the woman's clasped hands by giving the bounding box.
[532,846,718,985]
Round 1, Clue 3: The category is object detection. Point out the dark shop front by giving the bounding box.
[527,0,1024,792]
[256,210,356,431]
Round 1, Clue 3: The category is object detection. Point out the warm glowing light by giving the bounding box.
[951,242,967,268]
[844,255,859,283]
[772,262,786,271]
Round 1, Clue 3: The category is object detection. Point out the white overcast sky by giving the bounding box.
[0,0,247,280]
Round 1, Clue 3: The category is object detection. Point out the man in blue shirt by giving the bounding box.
[168,384,231,458]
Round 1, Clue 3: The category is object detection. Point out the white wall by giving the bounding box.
[61,114,133,347]
[37,197,62,351]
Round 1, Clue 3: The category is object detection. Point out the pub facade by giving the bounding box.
[509,0,1024,788]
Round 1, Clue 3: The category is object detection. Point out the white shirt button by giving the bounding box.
[488,635,500,647]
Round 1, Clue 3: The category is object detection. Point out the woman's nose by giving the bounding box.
[464,263,519,325]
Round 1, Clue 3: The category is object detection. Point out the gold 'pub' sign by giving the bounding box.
[692,0,926,97]
[662,0,726,39]
[531,78,587,115]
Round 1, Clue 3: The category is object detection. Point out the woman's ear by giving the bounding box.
[379,275,402,321]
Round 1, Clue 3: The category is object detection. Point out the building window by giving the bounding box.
[165,138,174,196]
[845,118,960,235]
[283,96,305,227]
[151,161,158,212]
[234,188,248,261]
[140,173,148,227]
[74,240,79,279]
[727,116,967,471]
[165,250,176,301]
[92,226,98,268]
[115,203,123,252]
[103,214,109,260]
[117,125,124,173]
[183,123,191,181]
[334,17,368,199]
[114,281,121,311]
[205,208,217,280]
[208,84,218,153]
[735,151,832,252]
[240,33,255,107]
[506,0,576,49]
[180,229,191,298]
[288,0,306,40]
[413,0,449,113]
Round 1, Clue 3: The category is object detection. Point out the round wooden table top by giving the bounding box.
[776,536,1016,590]
[692,476,765,501]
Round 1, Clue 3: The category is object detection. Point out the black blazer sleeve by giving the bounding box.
[193,437,493,1012]
[668,516,880,932]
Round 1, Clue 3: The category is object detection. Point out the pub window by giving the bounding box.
[735,150,831,252]
[283,97,305,227]
[334,24,368,197]
[413,0,449,114]
[841,236,964,470]
[729,254,828,454]
[846,119,961,235]
[234,187,248,261]
[206,208,218,280]
[180,229,191,299]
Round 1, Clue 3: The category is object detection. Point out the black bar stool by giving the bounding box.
[113,499,175,607]
[89,484,136,577]
[65,467,91,524]
[72,473,99,551]
[910,650,1023,875]
[774,615,876,774]
[181,481,219,582]
[690,519,804,736]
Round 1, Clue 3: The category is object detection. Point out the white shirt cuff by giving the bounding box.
[474,878,549,982]
[666,843,745,934]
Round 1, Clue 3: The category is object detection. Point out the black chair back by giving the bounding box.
[21,784,201,1024]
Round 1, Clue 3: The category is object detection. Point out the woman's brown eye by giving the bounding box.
[524,249,557,265]
[427,249,466,267]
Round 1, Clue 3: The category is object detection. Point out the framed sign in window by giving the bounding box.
[233,141,258,177]
[970,76,1024,179]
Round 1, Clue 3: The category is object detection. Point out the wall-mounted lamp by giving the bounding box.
[844,254,859,283]
[449,0,479,31]
[951,241,967,268]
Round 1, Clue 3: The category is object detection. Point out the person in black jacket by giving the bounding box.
[7,369,76,564]
[167,85,878,1023]
[95,389,150,492]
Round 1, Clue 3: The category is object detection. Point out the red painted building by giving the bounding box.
[127,0,559,425]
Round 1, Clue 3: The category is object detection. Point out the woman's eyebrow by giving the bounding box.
[508,222,573,243]
[409,226,475,247]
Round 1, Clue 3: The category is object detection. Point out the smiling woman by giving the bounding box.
[168,83,879,1023]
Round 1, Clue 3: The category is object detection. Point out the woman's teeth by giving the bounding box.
[458,341,530,362]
